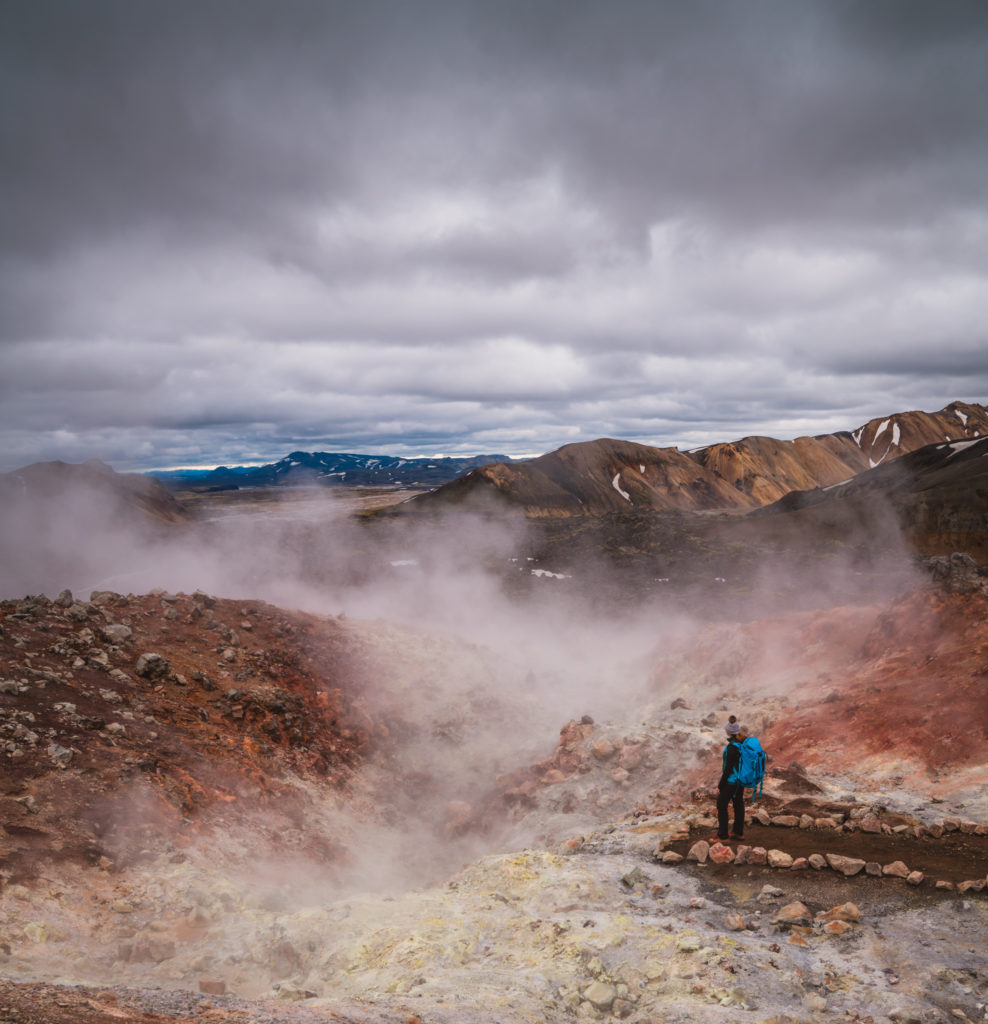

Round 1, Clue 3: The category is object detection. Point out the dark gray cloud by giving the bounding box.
[1,0,986,471]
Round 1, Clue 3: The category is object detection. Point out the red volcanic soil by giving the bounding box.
[765,587,988,777]
[0,590,385,882]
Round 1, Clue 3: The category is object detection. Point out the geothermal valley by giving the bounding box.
[0,403,987,1023]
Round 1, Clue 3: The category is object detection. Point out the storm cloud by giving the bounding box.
[1,0,986,470]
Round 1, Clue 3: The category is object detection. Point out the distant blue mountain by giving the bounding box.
[148,451,516,490]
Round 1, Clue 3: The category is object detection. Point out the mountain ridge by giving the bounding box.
[410,400,987,516]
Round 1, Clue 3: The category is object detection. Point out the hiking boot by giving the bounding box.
[709,835,730,843]
[729,832,744,840]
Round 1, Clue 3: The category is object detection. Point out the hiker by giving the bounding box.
[713,716,745,841]
[713,718,766,842]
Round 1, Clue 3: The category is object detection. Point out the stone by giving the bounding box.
[686,841,710,864]
[734,844,752,865]
[773,901,810,925]
[957,879,986,893]
[772,815,799,827]
[748,846,768,865]
[725,913,746,931]
[928,824,944,838]
[65,603,90,622]
[941,817,961,832]
[882,861,910,878]
[753,807,771,826]
[906,871,924,886]
[676,934,701,953]
[935,880,955,891]
[709,843,735,864]
[276,984,318,1002]
[974,823,988,836]
[583,981,616,1010]
[799,814,814,829]
[790,857,809,870]
[610,768,630,784]
[814,817,839,829]
[47,744,73,768]
[135,653,170,680]
[661,851,684,865]
[817,902,861,923]
[823,920,854,936]
[825,853,866,876]
[767,849,793,868]
[102,624,132,644]
[590,739,615,760]
[808,854,827,870]
[859,815,882,833]
[959,821,977,834]
[788,933,810,948]
[865,862,882,877]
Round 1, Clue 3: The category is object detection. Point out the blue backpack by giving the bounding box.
[728,736,766,799]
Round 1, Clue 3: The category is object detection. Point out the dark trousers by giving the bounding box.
[717,783,745,837]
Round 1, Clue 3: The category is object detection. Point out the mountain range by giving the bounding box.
[410,400,987,516]
[151,451,514,490]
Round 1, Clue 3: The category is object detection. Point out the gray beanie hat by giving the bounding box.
[725,716,741,736]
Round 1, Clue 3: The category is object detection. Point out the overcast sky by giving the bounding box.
[1,1,986,472]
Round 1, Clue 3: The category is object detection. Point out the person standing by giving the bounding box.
[712,716,745,841]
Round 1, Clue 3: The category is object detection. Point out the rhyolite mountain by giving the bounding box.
[755,432,988,563]
[409,400,987,516]
[151,451,515,490]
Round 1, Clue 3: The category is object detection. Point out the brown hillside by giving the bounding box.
[0,459,187,524]
[411,399,986,518]
[690,400,988,503]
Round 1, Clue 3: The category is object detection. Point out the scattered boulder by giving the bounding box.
[773,902,811,925]
[817,903,861,923]
[957,880,985,894]
[709,843,735,864]
[582,981,616,1011]
[591,738,615,760]
[47,744,73,768]
[808,854,828,870]
[772,815,799,828]
[767,849,793,868]
[882,861,910,878]
[686,841,709,864]
[135,653,170,681]
[906,871,924,886]
[825,853,866,876]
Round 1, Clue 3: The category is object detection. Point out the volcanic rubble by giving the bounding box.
[0,583,986,1023]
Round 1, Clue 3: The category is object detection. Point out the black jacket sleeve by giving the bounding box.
[719,741,740,789]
